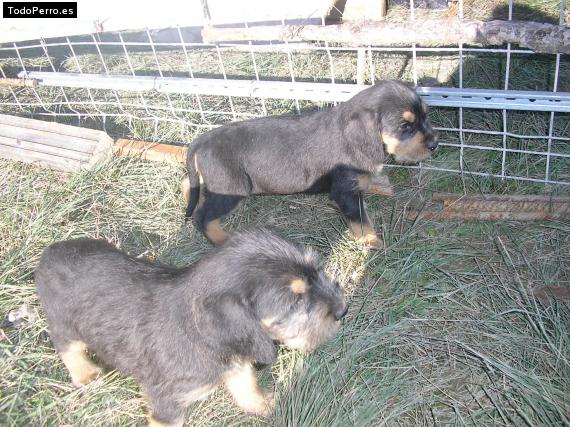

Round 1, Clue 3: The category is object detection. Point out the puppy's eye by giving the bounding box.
[400,122,413,131]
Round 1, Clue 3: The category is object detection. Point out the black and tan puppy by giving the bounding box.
[183,80,437,248]
[35,228,346,427]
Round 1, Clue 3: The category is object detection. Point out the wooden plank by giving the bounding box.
[86,133,114,169]
[0,144,83,171]
[202,20,570,55]
[0,135,92,162]
[442,200,570,212]
[0,115,112,171]
[407,210,570,221]
[432,192,570,203]
[0,78,37,88]
[0,114,108,144]
[0,123,97,153]
[114,139,188,164]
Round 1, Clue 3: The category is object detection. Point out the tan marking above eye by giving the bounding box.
[290,278,307,294]
[402,111,416,123]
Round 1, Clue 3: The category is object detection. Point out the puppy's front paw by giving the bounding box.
[356,233,384,250]
[71,364,103,387]
[365,174,394,197]
[258,391,275,418]
[243,390,274,417]
[60,343,103,387]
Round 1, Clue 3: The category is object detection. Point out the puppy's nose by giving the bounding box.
[426,134,439,152]
[334,304,349,321]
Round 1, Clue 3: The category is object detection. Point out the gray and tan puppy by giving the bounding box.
[183,80,437,248]
[35,228,346,427]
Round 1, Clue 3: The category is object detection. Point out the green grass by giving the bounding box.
[0,157,569,426]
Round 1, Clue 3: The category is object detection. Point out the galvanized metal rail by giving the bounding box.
[17,71,570,113]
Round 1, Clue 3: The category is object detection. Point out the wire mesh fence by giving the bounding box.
[0,0,568,186]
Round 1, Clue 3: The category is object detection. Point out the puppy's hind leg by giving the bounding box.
[148,417,182,427]
[58,340,103,387]
[224,362,273,417]
[194,192,243,245]
[147,406,184,427]
[330,178,383,249]
[147,399,185,427]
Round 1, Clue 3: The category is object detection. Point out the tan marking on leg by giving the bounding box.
[422,103,428,114]
[356,174,371,192]
[147,415,183,427]
[290,278,307,294]
[194,154,204,185]
[205,219,228,245]
[224,363,273,417]
[181,174,190,205]
[195,154,206,209]
[402,111,416,122]
[183,154,205,206]
[59,341,102,387]
[349,221,383,249]
[366,173,394,196]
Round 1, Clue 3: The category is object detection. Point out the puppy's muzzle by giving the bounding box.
[426,131,439,152]
[334,304,349,321]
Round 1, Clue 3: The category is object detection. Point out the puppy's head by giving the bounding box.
[258,269,347,353]
[377,81,437,163]
[195,228,346,365]
[349,81,438,164]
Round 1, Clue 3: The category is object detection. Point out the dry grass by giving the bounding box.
[0,1,569,424]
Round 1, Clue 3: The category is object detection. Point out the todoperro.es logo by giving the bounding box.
[3,2,77,18]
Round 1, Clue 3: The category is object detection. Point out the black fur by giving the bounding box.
[35,228,346,425]
[184,80,436,246]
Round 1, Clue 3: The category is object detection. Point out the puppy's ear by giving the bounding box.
[198,294,276,366]
[343,109,384,162]
[344,110,378,142]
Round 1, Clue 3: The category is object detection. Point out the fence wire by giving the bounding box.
[0,0,568,186]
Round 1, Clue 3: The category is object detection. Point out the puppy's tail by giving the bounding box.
[183,150,201,221]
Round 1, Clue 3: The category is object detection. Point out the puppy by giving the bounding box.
[183,80,437,248]
[35,228,346,427]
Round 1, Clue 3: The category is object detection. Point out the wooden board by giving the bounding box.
[113,139,188,164]
[0,114,113,172]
